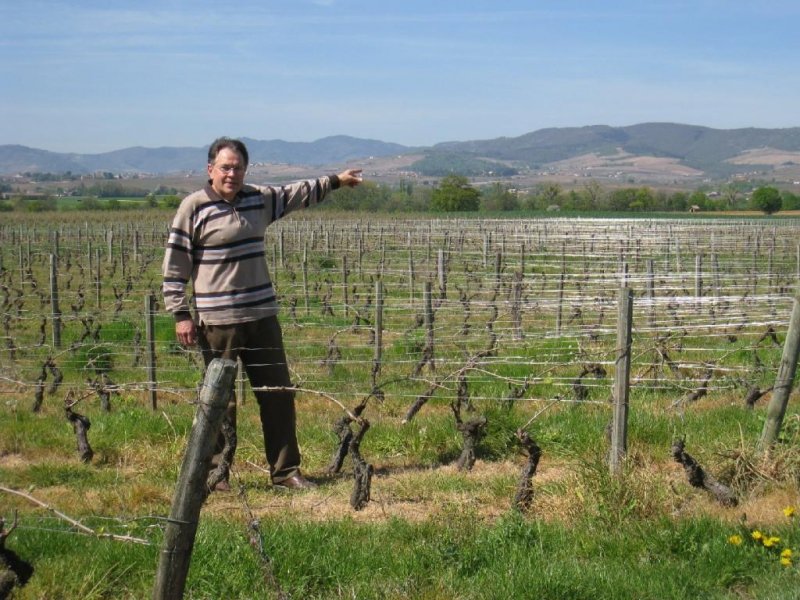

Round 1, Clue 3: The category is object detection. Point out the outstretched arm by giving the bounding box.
[273,169,364,221]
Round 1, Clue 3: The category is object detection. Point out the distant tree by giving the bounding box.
[652,189,670,211]
[561,190,583,211]
[538,182,564,207]
[323,181,390,211]
[627,187,655,211]
[688,190,710,211]
[396,179,414,196]
[10,196,55,212]
[480,183,519,211]
[721,184,741,209]
[667,191,689,212]
[161,195,182,209]
[750,186,782,215]
[383,191,408,212]
[23,199,55,212]
[154,185,179,195]
[381,179,428,212]
[430,174,480,212]
[780,190,800,211]
[582,180,605,209]
[81,197,101,210]
[608,188,637,211]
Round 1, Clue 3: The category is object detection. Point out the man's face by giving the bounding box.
[207,147,246,201]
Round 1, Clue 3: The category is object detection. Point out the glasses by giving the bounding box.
[213,164,246,175]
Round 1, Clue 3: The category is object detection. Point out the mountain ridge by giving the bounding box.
[3,123,800,179]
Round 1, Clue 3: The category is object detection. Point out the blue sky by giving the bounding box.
[1,0,798,153]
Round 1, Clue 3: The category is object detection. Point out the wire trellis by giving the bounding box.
[1,215,797,417]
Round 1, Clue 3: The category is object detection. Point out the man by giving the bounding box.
[163,136,362,490]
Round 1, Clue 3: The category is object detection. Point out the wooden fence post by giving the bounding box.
[694,254,703,309]
[342,255,349,318]
[236,357,245,406]
[95,248,102,309]
[768,246,774,295]
[512,271,523,340]
[358,232,364,279]
[437,249,446,298]
[423,281,435,372]
[646,258,655,328]
[17,238,23,283]
[758,294,800,450]
[120,237,127,279]
[379,237,386,279]
[49,254,61,349]
[145,294,157,411]
[610,287,633,475]
[373,278,384,385]
[408,250,415,307]
[153,358,237,600]
[302,243,310,315]
[796,243,799,282]
[555,271,565,337]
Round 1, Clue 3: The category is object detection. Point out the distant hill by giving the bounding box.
[240,135,410,165]
[3,124,800,178]
[432,123,800,178]
[0,136,411,175]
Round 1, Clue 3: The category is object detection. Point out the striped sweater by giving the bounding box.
[162,176,338,325]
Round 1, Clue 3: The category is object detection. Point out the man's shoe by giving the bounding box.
[272,473,317,490]
[211,479,231,492]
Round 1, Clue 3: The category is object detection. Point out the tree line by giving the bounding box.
[323,175,798,215]
[1,172,796,214]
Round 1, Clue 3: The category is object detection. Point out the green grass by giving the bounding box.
[2,391,798,599]
[6,511,800,599]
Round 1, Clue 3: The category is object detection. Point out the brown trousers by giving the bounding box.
[197,315,300,483]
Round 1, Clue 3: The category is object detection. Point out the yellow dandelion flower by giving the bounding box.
[781,557,792,567]
[763,536,781,548]
[781,548,793,559]
[751,530,763,541]
[728,535,743,546]
[784,506,796,518]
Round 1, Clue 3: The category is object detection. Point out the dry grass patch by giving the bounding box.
[203,459,524,524]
